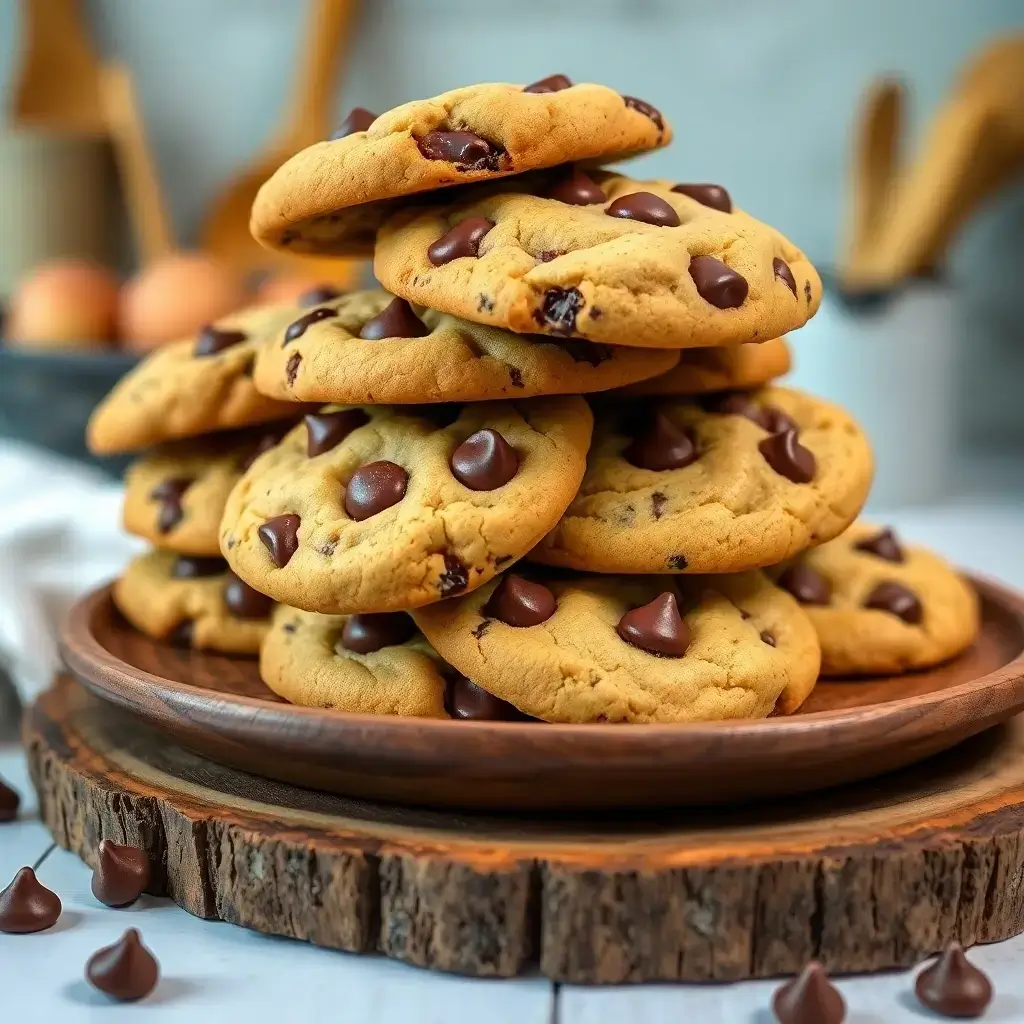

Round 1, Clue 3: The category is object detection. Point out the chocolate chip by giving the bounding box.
[760,630,776,647]
[285,352,302,386]
[284,306,337,344]
[606,192,680,227]
[258,513,301,567]
[617,592,690,657]
[450,429,519,490]
[194,326,246,357]
[915,943,992,1019]
[445,677,533,720]
[537,286,585,335]
[778,564,832,605]
[667,554,688,570]
[705,393,796,434]
[223,571,274,619]
[0,867,61,933]
[854,527,904,563]
[439,553,469,597]
[625,413,697,471]
[359,297,430,340]
[0,776,19,823]
[168,621,194,648]
[864,581,923,624]
[170,556,226,579]
[547,167,606,206]
[772,961,845,1024]
[773,257,798,296]
[671,183,732,213]
[305,408,370,457]
[428,217,494,265]
[651,492,667,519]
[339,612,416,654]
[538,250,562,262]
[86,928,159,1002]
[330,107,376,139]
[523,74,572,94]
[149,477,192,534]
[804,279,813,303]
[417,130,505,171]
[759,429,816,483]
[761,407,799,434]
[345,462,408,520]
[91,841,151,908]
[622,95,664,131]
[689,255,749,308]
[483,574,556,627]
[298,285,342,307]
[238,425,291,471]
[508,366,525,388]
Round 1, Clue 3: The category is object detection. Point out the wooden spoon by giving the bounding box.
[10,0,104,132]
[200,0,359,273]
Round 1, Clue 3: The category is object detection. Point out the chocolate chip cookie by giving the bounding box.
[253,289,678,403]
[88,303,309,454]
[373,171,822,349]
[612,336,791,397]
[772,522,979,676]
[220,398,593,613]
[122,424,295,556]
[413,570,820,723]
[250,79,670,257]
[113,549,275,655]
[531,386,873,574]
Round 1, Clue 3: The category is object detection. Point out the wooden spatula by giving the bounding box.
[200,0,359,273]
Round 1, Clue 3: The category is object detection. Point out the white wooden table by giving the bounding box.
[4,501,1024,1022]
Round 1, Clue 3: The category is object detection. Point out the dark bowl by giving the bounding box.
[0,345,138,475]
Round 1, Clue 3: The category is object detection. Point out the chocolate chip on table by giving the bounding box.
[547,167,607,206]
[537,286,585,335]
[285,352,302,386]
[428,217,494,265]
[258,513,302,567]
[671,183,732,213]
[606,192,680,227]
[450,429,519,490]
[340,612,416,654]
[150,477,193,533]
[329,107,376,140]
[622,95,664,131]
[91,840,151,908]
[0,776,19,823]
[853,527,904,563]
[359,297,430,340]
[193,326,246,357]
[523,73,573,94]
[298,285,342,307]
[773,257,798,296]
[771,961,846,1024]
[223,571,274,620]
[86,928,159,1002]
[914,942,993,1019]
[305,409,370,457]
[345,462,408,520]
[617,592,690,657]
[625,413,697,471]
[0,867,61,933]
[439,553,469,597]
[778,564,832,605]
[417,130,505,171]
[168,621,194,648]
[445,676,534,720]
[864,581,923,624]
[170,556,226,579]
[689,255,749,308]
[759,429,816,483]
[483,574,556,627]
[284,306,337,344]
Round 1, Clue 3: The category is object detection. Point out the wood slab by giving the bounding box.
[57,578,1024,811]
[24,675,1024,984]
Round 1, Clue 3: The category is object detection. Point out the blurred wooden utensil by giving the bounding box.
[200,0,359,274]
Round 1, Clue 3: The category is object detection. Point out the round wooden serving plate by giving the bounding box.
[60,579,1024,812]
[24,674,1024,982]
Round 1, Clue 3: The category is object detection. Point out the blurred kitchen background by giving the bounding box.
[0,0,1022,506]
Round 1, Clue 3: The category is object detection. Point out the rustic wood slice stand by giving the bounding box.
[25,674,1024,984]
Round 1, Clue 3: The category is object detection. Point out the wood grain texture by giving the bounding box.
[58,579,1024,811]
[24,675,1024,983]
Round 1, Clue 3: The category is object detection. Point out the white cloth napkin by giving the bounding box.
[0,441,142,703]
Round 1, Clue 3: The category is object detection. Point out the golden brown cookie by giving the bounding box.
[250,79,670,257]
[413,569,820,723]
[531,386,873,575]
[374,171,822,349]
[771,522,980,675]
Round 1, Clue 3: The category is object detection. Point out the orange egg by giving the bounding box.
[119,253,247,352]
[6,258,119,350]
[256,271,346,307]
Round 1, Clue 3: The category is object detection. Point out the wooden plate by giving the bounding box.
[59,578,1024,811]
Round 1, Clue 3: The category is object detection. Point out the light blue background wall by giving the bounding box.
[1,0,1022,442]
